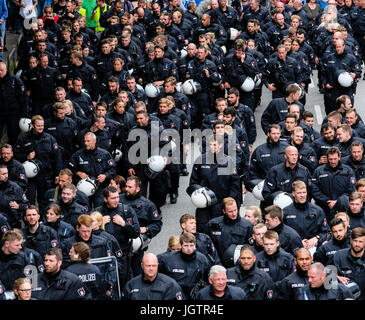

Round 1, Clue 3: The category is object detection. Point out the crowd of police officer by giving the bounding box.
[0,0,364,301]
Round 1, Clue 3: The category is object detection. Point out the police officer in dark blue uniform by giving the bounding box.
[65,242,104,300]
[44,102,79,167]
[262,145,311,206]
[122,252,185,300]
[310,123,339,166]
[68,131,116,208]
[247,124,289,186]
[283,181,329,248]
[311,146,356,221]
[0,144,28,191]
[14,115,63,206]
[261,83,304,134]
[342,141,365,181]
[32,248,92,300]
[196,264,247,300]
[158,232,210,299]
[295,262,354,300]
[0,165,29,229]
[276,248,312,300]
[207,198,253,266]
[188,135,241,233]
[323,39,361,112]
[0,229,28,292]
[24,53,63,116]
[226,245,276,300]
[0,62,27,146]
[56,183,88,228]
[265,44,304,99]
[222,40,258,109]
[120,176,162,275]
[255,230,295,285]
[22,205,59,259]
[180,214,221,267]
[186,45,222,128]
[44,203,77,243]
[314,217,351,266]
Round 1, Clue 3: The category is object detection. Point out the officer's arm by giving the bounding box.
[13,136,30,163]
[310,170,330,205]
[102,152,116,179]
[123,207,140,238]
[145,204,162,238]
[245,108,257,145]
[15,77,28,115]
[228,164,242,208]
[316,209,330,246]
[261,103,274,135]
[299,148,318,172]
[51,140,63,175]
[15,187,29,212]
[345,169,356,195]
[215,25,227,47]
[261,169,277,202]
[66,277,92,300]
[89,70,99,102]
[13,164,28,190]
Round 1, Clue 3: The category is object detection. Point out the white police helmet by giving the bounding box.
[113,149,123,162]
[254,74,262,88]
[23,160,39,178]
[176,82,182,93]
[19,118,32,133]
[240,76,255,92]
[180,48,188,59]
[190,187,217,208]
[136,83,144,92]
[144,83,161,98]
[144,155,165,179]
[337,70,354,87]
[131,234,151,253]
[273,192,293,209]
[229,28,239,40]
[181,79,201,95]
[77,178,97,197]
[252,180,265,201]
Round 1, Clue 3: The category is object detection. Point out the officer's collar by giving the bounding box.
[142,272,158,284]
[209,285,230,299]
[179,250,196,261]
[265,248,280,260]
[296,267,308,279]
[293,200,308,210]
[325,161,343,171]
[348,208,365,218]
[223,214,240,225]
[125,192,141,201]
[266,137,280,146]
[332,234,349,247]
[272,222,284,233]
[238,261,256,278]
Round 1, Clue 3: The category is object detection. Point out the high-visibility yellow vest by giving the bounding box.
[78,7,86,17]
[94,4,110,32]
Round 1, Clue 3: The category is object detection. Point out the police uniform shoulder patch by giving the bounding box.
[267,290,273,299]
[351,177,356,184]
[176,292,183,300]
[127,218,132,224]
[0,285,4,294]
[77,287,86,297]
[1,225,8,234]
[38,265,44,273]
[108,159,114,166]
[51,240,58,247]
[53,143,58,149]
[153,211,159,218]
[20,174,25,180]
[115,249,123,257]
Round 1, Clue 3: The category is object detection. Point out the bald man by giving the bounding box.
[122,253,185,300]
[295,262,355,300]
[262,146,311,205]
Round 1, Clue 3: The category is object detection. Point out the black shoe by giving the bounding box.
[170,193,178,204]
[180,168,189,176]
